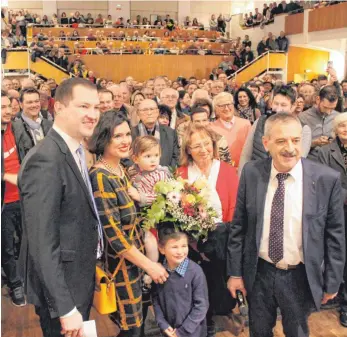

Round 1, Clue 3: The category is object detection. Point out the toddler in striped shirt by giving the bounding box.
[128,136,172,290]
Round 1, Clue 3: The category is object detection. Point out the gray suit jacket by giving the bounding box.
[227,158,345,310]
[318,139,347,202]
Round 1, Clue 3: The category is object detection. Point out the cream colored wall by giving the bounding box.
[56,1,108,18]
[130,1,178,22]
[190,1,231,27]
[7,0,43,15]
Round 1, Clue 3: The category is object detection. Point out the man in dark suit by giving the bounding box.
[131,99,180,168]
[18,78,102,337]
[227,113,345,337]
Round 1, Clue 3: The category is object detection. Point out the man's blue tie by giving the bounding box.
[76,145,104,258]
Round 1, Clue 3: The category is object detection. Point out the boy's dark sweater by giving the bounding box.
[152,259,209,337]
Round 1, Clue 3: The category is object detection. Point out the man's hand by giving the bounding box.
[312,136,331,147]
[60,310,84,337]
[164,326,177,337]
[227,277,247,298]
[321,292,338,305]
[128,186,141,202]
[146,262,169,284]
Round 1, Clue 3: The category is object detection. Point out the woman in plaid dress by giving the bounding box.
[89,111,168,336]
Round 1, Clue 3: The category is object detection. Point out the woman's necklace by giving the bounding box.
[99,156,124,178]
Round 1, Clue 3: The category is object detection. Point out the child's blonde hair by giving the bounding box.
[132,136,161,157]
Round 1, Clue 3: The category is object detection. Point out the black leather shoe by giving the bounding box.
[320,297,340,310]
[340,312,347,327]
[10,286,26,307]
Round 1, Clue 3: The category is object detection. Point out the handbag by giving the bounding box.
[93,224,136,315]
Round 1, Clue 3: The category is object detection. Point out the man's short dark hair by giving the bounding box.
[192,98,213,117]
[190,106,209,121]
[55,78,96,105]
[263,81,274,90]
[88,111,130,157]
[341,79,347,86]
[310,78,318,84]
[246,83,260,93]
[1,89,8,97]
[19,88,40,103]
[319,85,338,102]
[98,88,114,100]
[272,85,296,105]
[317,74,328,81]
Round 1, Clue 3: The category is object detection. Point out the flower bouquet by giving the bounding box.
[142,176,217,240]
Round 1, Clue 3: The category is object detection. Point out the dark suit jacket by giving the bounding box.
[227,158,345,310]
[132,124,180,168]
[318,139,347,202]
[18,128,99,318]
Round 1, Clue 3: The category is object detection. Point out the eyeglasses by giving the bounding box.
[138,107,158,114]
[190,140,213,151]
[217,103,234,110]
[162,95,177,100]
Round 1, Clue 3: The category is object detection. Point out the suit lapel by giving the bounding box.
[302,159,315,257]
[48,129,97,217]
[256,159,271,250]
[330,141,346,172]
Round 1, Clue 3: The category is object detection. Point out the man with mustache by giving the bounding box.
[228,112,345,337]
[18,78,102,337]
[238,85,311,174]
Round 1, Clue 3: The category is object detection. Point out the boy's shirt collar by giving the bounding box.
[163,257,189,277]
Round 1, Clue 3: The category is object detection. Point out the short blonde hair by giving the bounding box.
[333,112,347,133]
[132,136,160,157]
[180,124,219,167]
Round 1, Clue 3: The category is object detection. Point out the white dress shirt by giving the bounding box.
[220,116,235,130]
[188,159,223,223]
[53,125,81,171]
[259,159,304,267]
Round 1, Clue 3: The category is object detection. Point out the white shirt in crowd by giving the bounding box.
[188,159,223,223]
[259,159,304,267]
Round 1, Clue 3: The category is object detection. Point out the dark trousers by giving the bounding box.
[35,294,93,337]
[118,327,141,337]
[248,259,315,337]
[340,206,347,313]
[1,201,22,289]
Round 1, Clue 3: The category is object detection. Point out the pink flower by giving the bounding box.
[167,191,181,204]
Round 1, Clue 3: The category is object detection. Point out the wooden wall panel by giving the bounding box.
[69,55,224,82]
[285,13,304,35]
[287,46,329,81]
[308,2,347,32]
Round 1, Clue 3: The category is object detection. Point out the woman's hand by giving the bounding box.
[128,186,141,202]
[146,262,169,284]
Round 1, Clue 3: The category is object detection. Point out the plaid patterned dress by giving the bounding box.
[89,167,144,330]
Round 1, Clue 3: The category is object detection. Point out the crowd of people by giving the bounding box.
[242,0,343,28]
[2,57,347,337]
